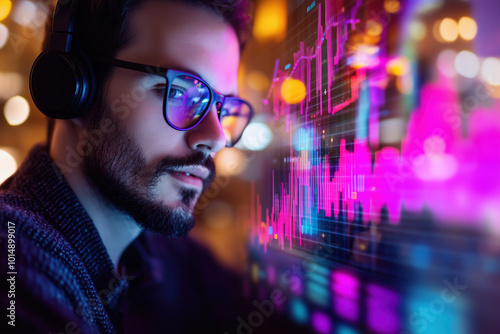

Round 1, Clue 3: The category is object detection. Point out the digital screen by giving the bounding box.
[242,0,500,333]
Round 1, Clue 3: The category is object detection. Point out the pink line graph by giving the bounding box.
[252,0,500,250]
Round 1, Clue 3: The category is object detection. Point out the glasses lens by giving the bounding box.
[220,98,252,147]
[166,75,211,129]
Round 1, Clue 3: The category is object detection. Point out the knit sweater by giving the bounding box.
[0,144,127,333]
[0,144,253,334]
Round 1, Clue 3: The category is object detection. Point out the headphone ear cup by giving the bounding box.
[30,50,96,119]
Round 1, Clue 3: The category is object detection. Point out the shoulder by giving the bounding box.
[0,195,101,333]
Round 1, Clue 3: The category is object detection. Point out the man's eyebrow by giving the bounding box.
[156,64,238,96]
[168,66,238,96]
[160,64,204,79]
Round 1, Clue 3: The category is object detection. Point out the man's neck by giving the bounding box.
[49,121,142,269]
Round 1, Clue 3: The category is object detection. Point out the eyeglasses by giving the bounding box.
[94,58,253,147]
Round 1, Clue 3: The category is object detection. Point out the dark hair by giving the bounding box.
[44,0,253,146]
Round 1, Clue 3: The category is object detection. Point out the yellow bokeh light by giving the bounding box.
[253,0,287,42]
[281,78,306,104]
[433,20,444,42]
[247,71,270,91]
[366,19,383,36]
[349,45,380,69]
[386,57,410,76]
[458,16,477,41]
[384,0,401,14]
[0,0,12,22]
[4,95,30,126]
[0,149,17,184]
[439,18,459,42]
[486,84,500,99]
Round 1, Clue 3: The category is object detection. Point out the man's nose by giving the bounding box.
[186,104,226,154]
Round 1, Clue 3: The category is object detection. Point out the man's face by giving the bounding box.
[82,1,239,236]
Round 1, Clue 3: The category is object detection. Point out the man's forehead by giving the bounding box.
[120,0,240,95]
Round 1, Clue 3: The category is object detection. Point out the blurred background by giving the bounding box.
[1,0,500,333]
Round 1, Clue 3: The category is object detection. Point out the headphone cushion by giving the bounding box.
[30,51,95,119]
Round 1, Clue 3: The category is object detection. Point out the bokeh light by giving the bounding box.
[0,0,11,22]
[455,51,479,78]
[348,46,380,69]
[246,70,270,91]
[410,20,426,40]
[0,22,8,49]
[481,57,500,86]
[432,20,444,42]
[0,149,17,183]
[13,0,37,26]
[458,16,477,41]
[437,49,457,77]
[4,95,30,126]
[281,78,307,104]
[215,148,248,176]
[439,18,458,42]
[386,57,410,76]
[241,122,272,151]
[0,72,23,100]
[384,0,400,14]
[253,0,287,42]
[366,19,383,36]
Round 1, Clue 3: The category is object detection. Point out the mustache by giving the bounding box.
[151,151,216,190]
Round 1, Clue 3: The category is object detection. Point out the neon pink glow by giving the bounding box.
[366,284,400,333]
[251,0,500,250]
[311,311,332,334]
[332,271,359,322]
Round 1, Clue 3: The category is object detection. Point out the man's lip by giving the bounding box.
[169,166,210,181]
[169,171,204,189]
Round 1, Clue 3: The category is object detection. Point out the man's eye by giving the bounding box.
[169,87,186,99]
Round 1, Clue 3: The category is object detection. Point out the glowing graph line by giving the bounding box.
[253,0,500,252]
[265,0,362,118]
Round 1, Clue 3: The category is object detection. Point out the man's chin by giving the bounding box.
[132,210,195,237]
[115,193,196,237]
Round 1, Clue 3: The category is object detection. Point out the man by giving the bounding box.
[0,0,252,332]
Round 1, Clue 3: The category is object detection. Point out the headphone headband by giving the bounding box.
[49,0,78,52]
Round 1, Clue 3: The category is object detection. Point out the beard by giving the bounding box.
[80,100,215,237]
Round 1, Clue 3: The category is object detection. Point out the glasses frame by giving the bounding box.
[94,57,253,147]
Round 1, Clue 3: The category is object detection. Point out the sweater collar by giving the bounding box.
[12,144,129,311]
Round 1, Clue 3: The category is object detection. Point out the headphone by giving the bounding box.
[30,0,96,119]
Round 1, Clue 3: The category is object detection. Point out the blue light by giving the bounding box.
[337,324,360,334]
[307,1,316,13]
[284,63,291,70]
[411,244,431,269]
[307,271,329,286]
[356,81,369,140]
[307,281,329,307]
[290,298,309,325]
[407,288,469,334]
[268,226,273,235]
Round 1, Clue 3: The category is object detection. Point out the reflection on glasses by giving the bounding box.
[94,57,254,147]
